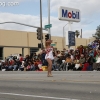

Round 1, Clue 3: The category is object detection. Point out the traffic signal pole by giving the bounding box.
[40,0,43,49]
[48,0,51,40]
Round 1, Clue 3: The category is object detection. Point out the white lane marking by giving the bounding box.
[0,92,79,100]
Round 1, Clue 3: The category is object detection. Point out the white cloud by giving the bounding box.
[83,30,96,38]
[51,0,100,24]
[0,12,95,38]
[51,0,100,14]
[0,12,40,32]
[0,0,99,38]
[49,0,99,38]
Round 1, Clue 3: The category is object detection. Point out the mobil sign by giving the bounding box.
[58,6,81,22]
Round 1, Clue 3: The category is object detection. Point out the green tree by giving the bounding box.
[95,25,100,38]
[75,30,80,38]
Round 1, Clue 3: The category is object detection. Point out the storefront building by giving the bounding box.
[0,29,95,59]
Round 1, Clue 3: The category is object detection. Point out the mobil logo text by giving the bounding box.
[62,9,80,19]
[58,6,81,22]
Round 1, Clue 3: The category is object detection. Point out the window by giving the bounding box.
[0,47,3,60]
[30,48,39,54]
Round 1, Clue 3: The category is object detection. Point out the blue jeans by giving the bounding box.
[13,65,18,71]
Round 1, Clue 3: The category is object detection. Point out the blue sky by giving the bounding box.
[0,0,100,38]
[0,1,47,16]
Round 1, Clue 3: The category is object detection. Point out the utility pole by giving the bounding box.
[40,0,43,49]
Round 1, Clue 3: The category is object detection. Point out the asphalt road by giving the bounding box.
[0,71,100,100]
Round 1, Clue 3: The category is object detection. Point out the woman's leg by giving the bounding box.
[46,58,53,76]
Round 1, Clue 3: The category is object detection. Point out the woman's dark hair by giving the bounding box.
[65,54,71,58]
[53,52,55,56]
[98,47,100,50]
[30,53,33,59]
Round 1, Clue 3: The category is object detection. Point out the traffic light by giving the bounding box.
[45,34,50,41]
[38,43,43,49]
[37,28,41,40]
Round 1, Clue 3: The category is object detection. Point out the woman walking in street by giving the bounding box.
[45,39,54,77]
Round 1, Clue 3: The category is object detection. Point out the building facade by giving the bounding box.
[0,29,95,59]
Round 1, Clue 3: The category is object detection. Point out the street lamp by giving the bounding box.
[63,23,68,49]
[0,21,46,30]
[63,22,73,49]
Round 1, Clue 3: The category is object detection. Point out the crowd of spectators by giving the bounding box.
[0,53,43,71]
[0,39,100,71]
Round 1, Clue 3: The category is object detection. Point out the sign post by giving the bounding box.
[58,6,81,49]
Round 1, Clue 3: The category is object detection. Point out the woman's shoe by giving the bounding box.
[47,75,53,77]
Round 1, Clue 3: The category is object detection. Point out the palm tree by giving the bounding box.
[75,30,80,38]
[95,25,100,38]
